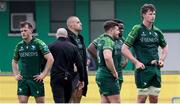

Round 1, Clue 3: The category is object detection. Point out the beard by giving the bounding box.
[118,33,123,37]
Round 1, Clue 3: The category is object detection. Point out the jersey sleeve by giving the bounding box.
[124,25,140,47]
[37,39,50,55]
[102,37,114,51]
[93,34,104,49]
[121,36,125,42]
[13,44,20,61]
[93,38,99,49]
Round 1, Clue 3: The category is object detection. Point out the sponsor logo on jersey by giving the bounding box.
[140,31,159,43]
[140,37,158,43]
[19,52,38,57]
[18,88,22,92]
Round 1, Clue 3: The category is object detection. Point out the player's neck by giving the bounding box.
[69,28,79,36]
[24,36,33,43]
[143,21,153,30]
[106,31,114,39]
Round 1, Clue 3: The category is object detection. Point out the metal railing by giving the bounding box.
[171,96,180,103]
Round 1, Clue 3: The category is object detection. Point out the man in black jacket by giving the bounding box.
[66,16,88,103]
[49,28,84,103]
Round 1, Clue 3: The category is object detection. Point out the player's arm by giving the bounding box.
[122,25,145,70]
[87,43,97,59]
[74,49,85,89]
[12,59,22,80]
[34,53,54,82]
[159,45,168,67]
[120,55,128,69]
[158,30,168,67]
[121,44,145,69]
[42,53,54,77]
[103,49,118,79]
[12,44,22,80]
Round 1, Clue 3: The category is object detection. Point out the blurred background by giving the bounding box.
[0,0,179,103]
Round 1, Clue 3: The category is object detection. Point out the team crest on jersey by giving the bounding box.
[19,46,24,51]
[150,32,152,35]
[153,32,158,37]
[43,45,49,51]
[31,45,36,50]
[141,32,146,36]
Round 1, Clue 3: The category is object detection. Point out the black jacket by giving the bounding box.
[66,28,88,86]
[49,37,84,81]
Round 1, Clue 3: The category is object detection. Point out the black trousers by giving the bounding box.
[50,76,73,103]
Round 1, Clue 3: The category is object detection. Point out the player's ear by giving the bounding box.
[142,13,146,19]
[29,28,33,33]
[70,23,74,28]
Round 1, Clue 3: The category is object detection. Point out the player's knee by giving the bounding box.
[35,97,44,103]
[149,95,158,103]
[18,96,29,103]
[19,100,28,103]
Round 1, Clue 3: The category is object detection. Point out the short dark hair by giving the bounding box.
[20,21,33,29]
[103,21,119,32]
[112,19,124,24]
[141,4,156,15]
[107,19,124,24]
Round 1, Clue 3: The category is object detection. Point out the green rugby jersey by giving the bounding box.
[13,37,50,79]
[96,34,116,77]
[125,24,167,65]
[94,34,125,80]
[93,33,105,49]
[114,37,124,80]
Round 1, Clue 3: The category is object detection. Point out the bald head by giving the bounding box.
[56,28,68,38]
[67,16,77,27]
[66,16,82,34]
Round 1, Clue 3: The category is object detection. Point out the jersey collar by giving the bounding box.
[141,23,155,31]
[104,34,114,41]
[23,36,35,44]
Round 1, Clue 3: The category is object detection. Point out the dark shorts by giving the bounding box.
[135,66,161,88]
[119,80,123,92]
[96,76,120,96]
[17,79,44,96]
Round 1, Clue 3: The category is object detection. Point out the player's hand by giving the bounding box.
[158,60,164,67]
[77,81,84,90]
[14,74,22,81]
[120,56,128,69]
[33,73,45,82]
[112,70,118,79]
[135,61,145,70]
[74,81,84,97]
